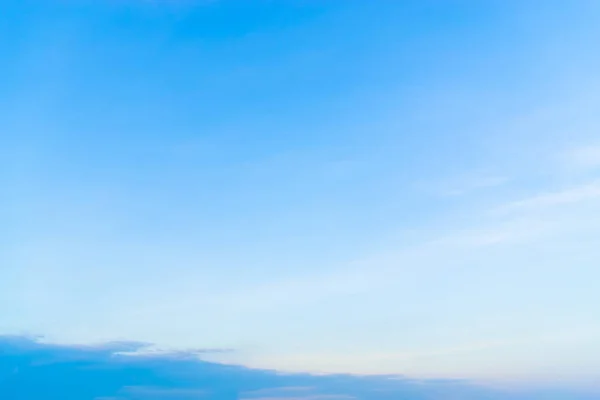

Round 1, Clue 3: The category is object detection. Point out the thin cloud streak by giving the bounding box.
[496,181,600,213]
[565,145,600,170]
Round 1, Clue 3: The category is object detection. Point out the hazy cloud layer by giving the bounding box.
[0,336,598,400]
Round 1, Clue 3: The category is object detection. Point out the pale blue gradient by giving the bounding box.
[2,0,600,389]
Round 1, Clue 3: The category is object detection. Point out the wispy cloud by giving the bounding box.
[496,180,600,213]
[422,174,509,197]
[564,145,600,170]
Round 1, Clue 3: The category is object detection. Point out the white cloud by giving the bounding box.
[424,174,509,197]
[496,180,600,212]
[431,218,557,248]
[565,145,600,170]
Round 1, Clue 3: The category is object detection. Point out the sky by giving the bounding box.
[2,0,600,396]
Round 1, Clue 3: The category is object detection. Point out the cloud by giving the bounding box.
[0,336,592,400]
[564,145,600,170]
[494,180,600,213]
[422,174,509,197]
[1,336,599,400]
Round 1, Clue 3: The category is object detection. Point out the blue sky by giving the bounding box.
[2,0,600,395]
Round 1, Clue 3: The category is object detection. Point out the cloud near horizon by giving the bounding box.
[0,336,599,400]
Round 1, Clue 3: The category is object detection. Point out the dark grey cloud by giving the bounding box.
[0,336,598,400]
